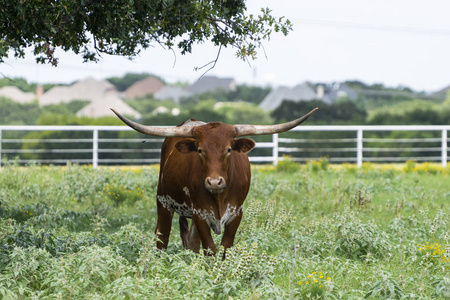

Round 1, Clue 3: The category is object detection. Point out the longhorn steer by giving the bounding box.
[111,108,317,255]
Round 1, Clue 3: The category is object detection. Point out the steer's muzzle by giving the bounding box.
[205,177,226,194]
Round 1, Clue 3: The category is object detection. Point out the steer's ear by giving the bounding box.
[175,139,197,154]
[233,138,255,153]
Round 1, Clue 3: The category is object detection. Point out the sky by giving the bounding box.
[2,0,450,92]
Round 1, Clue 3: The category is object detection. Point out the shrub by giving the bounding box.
[402,161,446,175]
[0,165,448,298]
[296,270,333,298]
[431,277,450,298]
[307,156,329,172]
[0,247,53,297]
[103,183,144,207]
[414,162,445,175]
[361,162,375,172]
[43,245,133,298]
[334,208,390,260]
[341,162,358,174]
[276,155,301,173]
[403,160,416,173]
[416,241,449,266]
[364,273,405,299]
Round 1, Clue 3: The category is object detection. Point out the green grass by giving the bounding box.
[0,161,449,299]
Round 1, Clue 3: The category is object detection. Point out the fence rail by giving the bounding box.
[0,125,448,168]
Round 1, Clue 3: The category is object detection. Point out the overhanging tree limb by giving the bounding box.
[0,0,292,66]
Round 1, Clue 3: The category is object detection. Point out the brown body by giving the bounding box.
[110,107,317,255]
[155,120,255,253]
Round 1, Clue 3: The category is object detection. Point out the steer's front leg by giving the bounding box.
[220,212,243,258]
[192,214,217,255]
[155,200,174,249]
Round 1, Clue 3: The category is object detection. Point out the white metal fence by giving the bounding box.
[0,125,448,168]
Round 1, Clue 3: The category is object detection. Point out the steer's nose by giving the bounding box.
[205,177,226,193]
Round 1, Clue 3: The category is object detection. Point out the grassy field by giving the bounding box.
[0,161,449,299]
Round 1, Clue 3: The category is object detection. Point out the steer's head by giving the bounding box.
[175,122,255,194]
[110,108,317,194]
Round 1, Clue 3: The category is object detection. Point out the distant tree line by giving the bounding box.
[107,73,165,91]
[368,107,450,125]
[0,84,273,164]
[1,76,449,165]
[0,97,88,125]
[271,99,367,125]
[0,77,59,93]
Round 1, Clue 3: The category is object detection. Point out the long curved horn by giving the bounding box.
[111,108,194,137]
[234,107,318,136]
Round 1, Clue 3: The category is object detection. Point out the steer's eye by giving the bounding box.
[198,149,202,154]
[227,148,232,153]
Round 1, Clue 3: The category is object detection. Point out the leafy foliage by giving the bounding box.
[0,1,292,65]
[275,156,301,173]
[0,165,449,298]
[364,274,405,299]
[0,97,41,125]
[127,97,179,117]
[108,73,165,92]
[136,98,274,126]
[271,99,367,124]
[368,99,450,125]
[213,101,273,124]
[181,84,271,106]
[432,277,450,298]
[334,208,390,260]
[0,77,58,93]
[0,97,90,125]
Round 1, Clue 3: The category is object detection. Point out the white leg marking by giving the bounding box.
[193,208,219,234]
[221,204,244,226]
[193,204,243,235]
[157,194,193,217]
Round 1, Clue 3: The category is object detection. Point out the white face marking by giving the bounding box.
[157,195,193,217]
[183,187,190,197]
[193,204,243,235]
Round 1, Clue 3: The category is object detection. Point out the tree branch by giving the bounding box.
[194,45,222,80]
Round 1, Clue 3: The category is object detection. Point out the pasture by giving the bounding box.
[0,161,448,299]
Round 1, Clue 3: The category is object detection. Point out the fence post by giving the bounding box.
[272,133,279,166]
[0,129,2,169]
[93,129,98,168]
[442,129,448,168]
[357,129,363,167]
